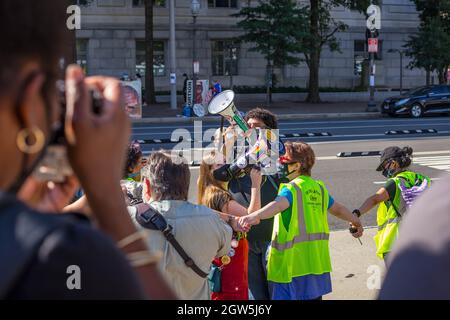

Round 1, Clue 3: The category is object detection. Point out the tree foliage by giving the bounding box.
[233,0,308,68]
[405,0,450,84]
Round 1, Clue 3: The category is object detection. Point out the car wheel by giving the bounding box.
[410,104,423,118]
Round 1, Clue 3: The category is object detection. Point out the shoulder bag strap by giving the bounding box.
[135,204,209,278]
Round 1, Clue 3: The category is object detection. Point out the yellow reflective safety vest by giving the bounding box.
[267,176,331,283]
[374,171,430,259]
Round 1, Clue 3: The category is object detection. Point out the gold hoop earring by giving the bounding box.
[16,127,45,154]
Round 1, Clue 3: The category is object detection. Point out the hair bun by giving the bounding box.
[402,146,413,156]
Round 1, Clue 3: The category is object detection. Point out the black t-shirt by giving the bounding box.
[384,179,397,201]
[228,174,286,243]
[2,201,146,300]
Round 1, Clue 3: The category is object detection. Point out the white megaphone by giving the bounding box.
[208,90,249,132]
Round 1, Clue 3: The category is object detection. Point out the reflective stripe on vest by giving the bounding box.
[377,216,402,231]
[271,182,329,251]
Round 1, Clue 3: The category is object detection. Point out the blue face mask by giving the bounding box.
[128,171,141,179]
[382,168,395,178]
[381,161,396,178]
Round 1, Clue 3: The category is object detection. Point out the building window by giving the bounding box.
[132,0,166,7]
[76,39,88,74]
[208,0,238,8]
[76,0,90,5]
[136,40,166,81]
[353,39,382,75]
[211,40,239,76]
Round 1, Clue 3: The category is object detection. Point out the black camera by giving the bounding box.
[32,81,103,182]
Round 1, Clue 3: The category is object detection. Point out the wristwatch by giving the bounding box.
[352,209,361,218]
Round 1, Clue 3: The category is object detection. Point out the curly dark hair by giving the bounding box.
[244,108,278,129]
[124,141,143,177]
[0,0,70,98]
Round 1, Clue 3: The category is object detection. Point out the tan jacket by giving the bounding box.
[128,200,232,300]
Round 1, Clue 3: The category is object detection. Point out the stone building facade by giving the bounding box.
[76,0,428,92]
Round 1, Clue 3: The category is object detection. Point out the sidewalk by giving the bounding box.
[325,228,385,300]
[135,100,382,124]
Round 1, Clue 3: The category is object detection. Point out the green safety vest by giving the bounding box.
[267,176,331,283]
[374,171,430,259]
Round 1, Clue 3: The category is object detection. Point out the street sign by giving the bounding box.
[368,38,378,53]
[170,73,176,84]
[193,61,200,74]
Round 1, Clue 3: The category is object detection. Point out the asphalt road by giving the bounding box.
[132,117,450,231]
[183,136,450,231]
[132,116,450,153]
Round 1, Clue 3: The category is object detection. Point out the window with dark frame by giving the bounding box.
[76,0,89,6]
[208,0,238,8]
[135,40,166,83]
[211,40,239,76]
[132,0,166,7]
[76,39,88,74]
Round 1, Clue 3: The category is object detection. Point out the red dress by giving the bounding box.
[211,236,249,300]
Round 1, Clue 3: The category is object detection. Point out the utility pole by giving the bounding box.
[191,0,200,108]
[169,0,177,110]
[366,3,381,112]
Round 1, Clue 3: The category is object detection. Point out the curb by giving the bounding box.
[385,129,437,135]
[132,112,381,124]
[337,151,381,158]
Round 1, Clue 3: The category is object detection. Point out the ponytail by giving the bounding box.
[398,146,413,168]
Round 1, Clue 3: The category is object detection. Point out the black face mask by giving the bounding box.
[277,163,296,180]
[213,164,233,182]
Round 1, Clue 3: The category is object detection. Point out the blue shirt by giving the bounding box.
[270,185,334,300]
[277,187,334,209]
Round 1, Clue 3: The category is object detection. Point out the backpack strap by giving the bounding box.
[134,204,209,278]
[0,194,63,298]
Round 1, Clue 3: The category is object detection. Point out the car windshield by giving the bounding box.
[407,86,430,96]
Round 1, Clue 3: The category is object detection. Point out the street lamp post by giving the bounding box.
[191,0,200,108]
[366,2,381,112]
[169,0,177,110]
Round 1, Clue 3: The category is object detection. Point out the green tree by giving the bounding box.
[234,0,381,104]
[232,0,308,104]
[300,0,382,102]
[405,0,450,84]
[405,17,450,84]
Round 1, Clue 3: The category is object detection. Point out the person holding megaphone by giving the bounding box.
[208,90,289,300]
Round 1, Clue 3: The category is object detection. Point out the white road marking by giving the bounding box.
[414,155,450,172]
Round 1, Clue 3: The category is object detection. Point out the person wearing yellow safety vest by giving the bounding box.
[239,141,363,300]
[353,146,430,263]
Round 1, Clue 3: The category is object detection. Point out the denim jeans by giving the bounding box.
[248,240,271,300]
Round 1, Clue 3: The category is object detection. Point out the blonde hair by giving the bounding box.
[198,150,232,212]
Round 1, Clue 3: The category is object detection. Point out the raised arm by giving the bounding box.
[357,187,390,215]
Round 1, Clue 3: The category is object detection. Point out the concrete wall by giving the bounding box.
[76,0,429,92]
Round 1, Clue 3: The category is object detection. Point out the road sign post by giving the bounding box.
[366,4,381,113]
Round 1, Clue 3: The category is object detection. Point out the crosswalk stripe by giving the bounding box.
[414,155,450,172]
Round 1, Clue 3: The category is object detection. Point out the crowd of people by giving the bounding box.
[1,0,450,300]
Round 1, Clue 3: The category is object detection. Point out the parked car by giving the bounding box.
[381,85,450,118]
